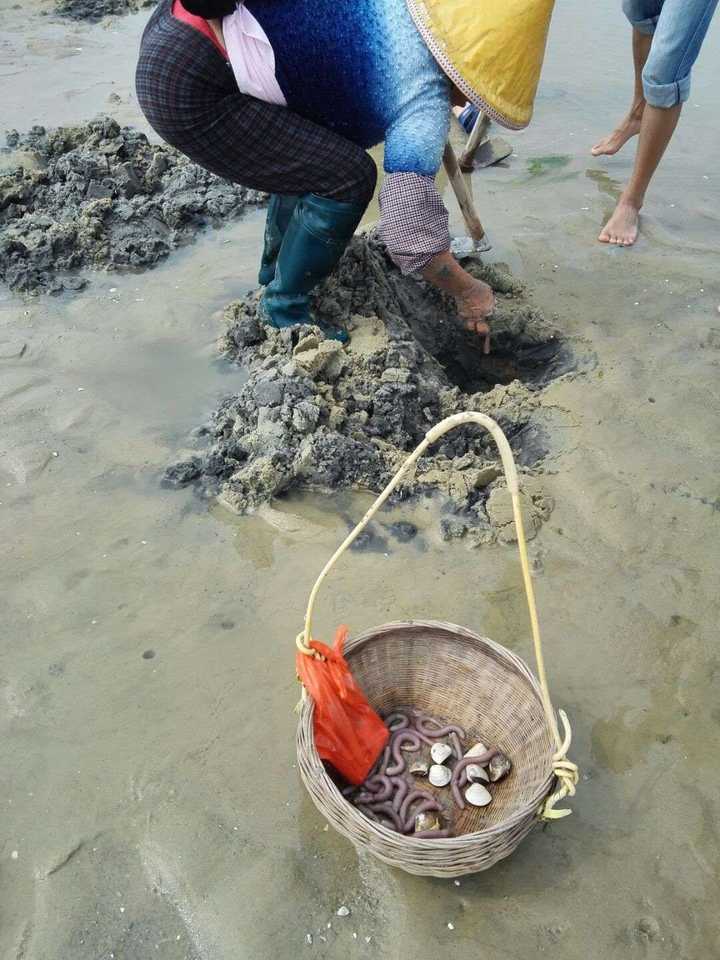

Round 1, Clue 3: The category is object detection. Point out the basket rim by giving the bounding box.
[297,618,557,843]
[347,618,542,689]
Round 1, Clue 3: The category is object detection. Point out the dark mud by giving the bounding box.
[168,237,575,543]
[55,0,155,21]
[0,118,265,294]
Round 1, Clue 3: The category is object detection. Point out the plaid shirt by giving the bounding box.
[136,0,376,205]
[379,172,450,274]
[136,0,449,275]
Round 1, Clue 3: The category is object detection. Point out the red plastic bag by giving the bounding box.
[296,626,389,785]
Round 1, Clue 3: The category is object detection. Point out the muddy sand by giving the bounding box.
[2,2,720,958]
[0,118,265,293]
[55,0,155,21]
[169,236,574,541]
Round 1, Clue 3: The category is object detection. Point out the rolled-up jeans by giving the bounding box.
[622,0,718,106]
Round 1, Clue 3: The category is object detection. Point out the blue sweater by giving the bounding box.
[245,0,450,177]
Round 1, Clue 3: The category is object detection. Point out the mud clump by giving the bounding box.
[55,0,155,21]
[0,117,265,294]
[168,237,570,543]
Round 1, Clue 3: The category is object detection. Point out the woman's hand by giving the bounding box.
[421,251,495,354]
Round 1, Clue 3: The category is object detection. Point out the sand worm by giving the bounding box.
[390,777,409,812]
[368,744,391,777]
[452,751,498,780]
[349,709,495,838]
[412,710,465,740]
[368,801,404,832]
[390,727,422,750]
[410,710,447,729]
[399,788,437,823]
[363,775,384,792]
[409,711,439,735]
[384,711,410,731]
[359,806,397,832]
[365,775,394,801]
[386,731,421,775]
[355,791,379,804]
[451,778,464,810]
[405,713,436,743]
[400,788,429,823]
[413,717,466,740]
[408,726,436,747]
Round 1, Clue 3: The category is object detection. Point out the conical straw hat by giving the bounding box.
[407,0,556,129]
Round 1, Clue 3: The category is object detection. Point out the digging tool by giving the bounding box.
[460,112,513,171]
[442,141,491,253]
[459,111,491,170]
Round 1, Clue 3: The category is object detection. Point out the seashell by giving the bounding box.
[415,811,442,833]
[464,782,492,807]
[464,742,490,782]
[429,764,452,787]
[467,764,489,782]
[409,760,430,777]
[430,742,453,764]
[488,751,512,782]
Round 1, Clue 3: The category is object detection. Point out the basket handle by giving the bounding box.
[296,412,578,818]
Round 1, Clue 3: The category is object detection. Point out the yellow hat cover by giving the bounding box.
[407,0,556,129]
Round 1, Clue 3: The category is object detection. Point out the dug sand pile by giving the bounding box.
[168,237,574,543]
[55,0,155,21]
[0,118,264,294]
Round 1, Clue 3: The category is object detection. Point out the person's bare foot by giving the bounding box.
[598,196,641,246]
[591,106,644,157]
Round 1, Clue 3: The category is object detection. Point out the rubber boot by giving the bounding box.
[260,193,367,343]
[257,193,300,286]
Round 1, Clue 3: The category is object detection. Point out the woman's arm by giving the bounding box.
[379,95,494,349]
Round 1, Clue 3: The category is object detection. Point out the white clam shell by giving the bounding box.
[465,782,492,807]
[428,764,452,787]
[464,742,490,782]
[467,764,489,782]
[430,742,453,764]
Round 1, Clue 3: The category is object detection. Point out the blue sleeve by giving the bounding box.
[383,78,450,178]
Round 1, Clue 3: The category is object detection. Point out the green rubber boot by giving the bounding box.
[258,193,300,286]
[260,193,367,343]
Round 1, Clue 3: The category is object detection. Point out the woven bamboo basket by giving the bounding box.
[296,413,578,877]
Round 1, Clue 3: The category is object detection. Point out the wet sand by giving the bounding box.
[2,2,720,958]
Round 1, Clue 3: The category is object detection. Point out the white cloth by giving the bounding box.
[222,3,287,107]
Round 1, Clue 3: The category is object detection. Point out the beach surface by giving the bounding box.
[1,2,719,957]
